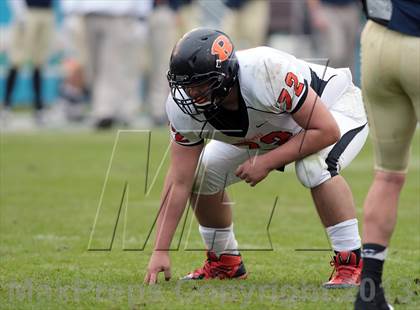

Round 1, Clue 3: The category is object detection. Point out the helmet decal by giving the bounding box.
[211,35,233,68]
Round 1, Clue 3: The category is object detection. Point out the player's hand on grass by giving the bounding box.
[235,156,271,187]
[144,251,171,285]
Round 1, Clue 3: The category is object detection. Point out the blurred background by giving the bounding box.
[0,0,363,131]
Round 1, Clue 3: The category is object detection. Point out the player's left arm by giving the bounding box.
[236,87,340,186]
[281,86,340,160]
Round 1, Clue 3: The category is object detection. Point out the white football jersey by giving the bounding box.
[166,46,354,151]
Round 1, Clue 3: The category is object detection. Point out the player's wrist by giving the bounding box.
[153,240,171,253]
[152,248,169,255]
[260,153,277,172]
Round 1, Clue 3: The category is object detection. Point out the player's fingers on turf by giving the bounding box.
[149,272,158,285]
[164,268,171,281]
[144,272,151,284]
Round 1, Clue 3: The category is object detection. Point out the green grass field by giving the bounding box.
[1,128,419,309]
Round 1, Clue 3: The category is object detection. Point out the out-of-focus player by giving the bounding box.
[2,0,54,125]
[354,1,420,309]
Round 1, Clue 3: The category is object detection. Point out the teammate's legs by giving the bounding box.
[362,171,404,246]
[362,23,420,245]
[359,70,415,246]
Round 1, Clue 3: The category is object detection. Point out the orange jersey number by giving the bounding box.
[277,72,305,111]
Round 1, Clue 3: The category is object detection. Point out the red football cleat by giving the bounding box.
[181,251,248,280]
[323,251,363,289]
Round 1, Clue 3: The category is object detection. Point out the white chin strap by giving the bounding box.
[195,101,212,112]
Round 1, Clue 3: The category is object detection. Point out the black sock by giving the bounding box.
[361,243,386,285]
[357,257,386,306]
[356,244,389,308]
[33,67,43,111]
[4,67,18,107]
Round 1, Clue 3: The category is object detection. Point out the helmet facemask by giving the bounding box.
[167,70,232,121]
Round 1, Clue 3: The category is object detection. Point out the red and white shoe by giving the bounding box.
[323,251,363,289]
[181,251,248,280]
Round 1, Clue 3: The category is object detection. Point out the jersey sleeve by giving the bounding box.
[264,54,309,114]
[165,94,204,147]
[169,123,204,146]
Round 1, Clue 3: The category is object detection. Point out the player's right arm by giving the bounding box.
[144,140,203,285]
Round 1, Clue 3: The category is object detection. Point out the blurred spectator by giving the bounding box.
[75,0,153,129]
[59,0,89,122]
[267,0,313,58]
[2,0,55,126]
[175,0,200,38]
[146,0,178,126]
[268,0,309,35]
[221,0,269,49]
[199,0,226,28]
[307,0,360,73]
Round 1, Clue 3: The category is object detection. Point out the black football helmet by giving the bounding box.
[167,28,239,120]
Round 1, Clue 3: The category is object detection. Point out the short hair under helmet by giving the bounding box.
[167,28,239,120]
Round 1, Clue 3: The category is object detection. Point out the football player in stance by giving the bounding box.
[354,1,420,309]
[144,28,368,287]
